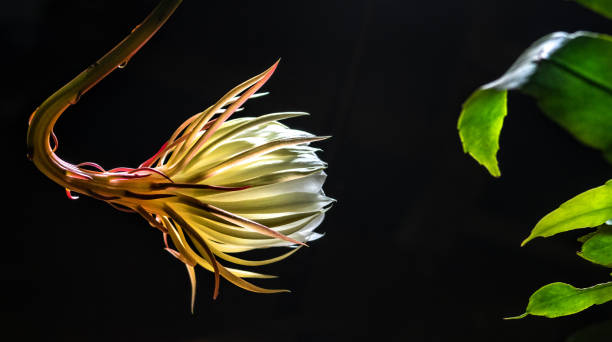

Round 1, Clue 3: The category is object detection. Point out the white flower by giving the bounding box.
[143,62,333,309]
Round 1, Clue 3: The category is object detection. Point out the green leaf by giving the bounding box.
[506,281,612,319]
[575,0,612,19]
[458,32,612,176]
[522,180,612,245]
[457,32,569,176]
[520,32,612,160]
[457,89,507,177]
[578,225,612,267]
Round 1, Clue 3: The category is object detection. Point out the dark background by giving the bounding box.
[3,0,612,341]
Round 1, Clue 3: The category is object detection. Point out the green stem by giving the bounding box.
[26,0,182,189]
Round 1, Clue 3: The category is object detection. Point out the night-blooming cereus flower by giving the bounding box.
[28,61,334,311]
[26,0,333,312]
[137,61,334,308]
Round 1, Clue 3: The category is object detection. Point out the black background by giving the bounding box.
[3,0,612,341]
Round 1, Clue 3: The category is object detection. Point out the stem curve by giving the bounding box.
[26,0,183,191]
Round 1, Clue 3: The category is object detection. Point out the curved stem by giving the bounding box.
[26,0,182,190]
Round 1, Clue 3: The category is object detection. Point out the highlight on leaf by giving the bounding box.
[457,31,612,176]
[26,0,333,312]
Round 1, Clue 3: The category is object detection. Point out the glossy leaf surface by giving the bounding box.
[522,180,612,245]
[458,31,612,176]
[507,281,612,319]
[520,32,612,163]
